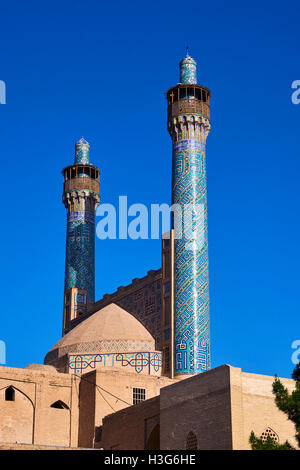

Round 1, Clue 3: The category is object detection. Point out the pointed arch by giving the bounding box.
[0,385,34,444]
[0,384,34,408]
[50,400,69,410]
[5,386,15,401]
[48,399,71,446]
[145,424,160,450]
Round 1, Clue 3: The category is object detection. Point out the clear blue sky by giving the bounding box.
[0,0,299,378]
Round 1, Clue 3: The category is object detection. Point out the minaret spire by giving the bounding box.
[75,137,90,164]
[179,51,197,84]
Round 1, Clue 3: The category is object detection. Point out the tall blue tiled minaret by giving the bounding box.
[166,53,211,376]
[61,138,100,333]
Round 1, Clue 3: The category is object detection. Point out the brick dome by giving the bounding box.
[44,303,155,363]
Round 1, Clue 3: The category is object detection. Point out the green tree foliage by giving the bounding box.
[272,362,300,447]
[249,431,292,450]
[249,362,300,450]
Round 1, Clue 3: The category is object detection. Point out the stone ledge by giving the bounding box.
[0,442,99,450]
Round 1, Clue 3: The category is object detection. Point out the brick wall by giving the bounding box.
[101,397,160,450]
[0,366,79,447]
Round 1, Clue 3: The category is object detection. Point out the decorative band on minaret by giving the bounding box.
[62,138,100,329]
[167,53,211,375]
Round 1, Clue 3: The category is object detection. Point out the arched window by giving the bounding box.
[186,431,198,450]
[260,427,279,443]
[50,400,69,409]
[5,386,15,401]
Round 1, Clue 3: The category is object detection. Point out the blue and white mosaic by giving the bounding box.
[172,139,210,374]
[64,210,95,302]
[69,351,162,375]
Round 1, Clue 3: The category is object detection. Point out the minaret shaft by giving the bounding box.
[167,55,211,376]
[64,198,97,302]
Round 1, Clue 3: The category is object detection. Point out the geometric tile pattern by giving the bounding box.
[65,210,95,302]
[172,138,210,375]
[47,339,155,362]
[68,351,162,375]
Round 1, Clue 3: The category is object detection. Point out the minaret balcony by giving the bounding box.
[63,177,99,194]
[168,99,210,120]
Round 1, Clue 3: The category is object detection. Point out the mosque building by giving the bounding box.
[0,54,298,450]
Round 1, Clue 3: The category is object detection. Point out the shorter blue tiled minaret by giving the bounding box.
[61,138,100,332]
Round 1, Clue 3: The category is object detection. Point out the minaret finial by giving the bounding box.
[75,137,90,164]
[179,51,197,84]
